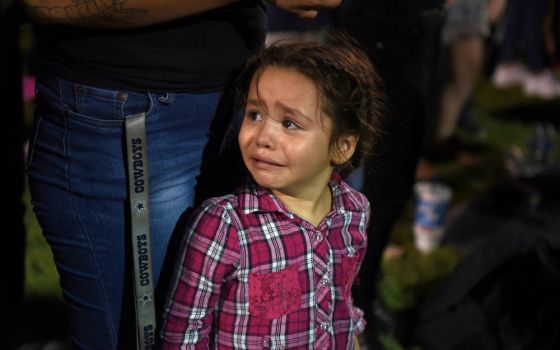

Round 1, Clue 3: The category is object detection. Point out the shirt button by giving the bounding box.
[321,274,329,285]
[316,233,323,242]
[320,322,330,331]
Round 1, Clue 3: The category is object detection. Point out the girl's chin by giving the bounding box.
[250,175,284,190]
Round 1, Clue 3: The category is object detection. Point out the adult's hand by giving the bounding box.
[266,0,342,18]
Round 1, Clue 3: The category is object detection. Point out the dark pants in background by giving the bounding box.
[337,0,445,335]
[499,0,547,71]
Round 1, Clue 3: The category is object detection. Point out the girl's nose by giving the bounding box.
[255,120,277,149]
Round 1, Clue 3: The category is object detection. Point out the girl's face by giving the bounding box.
[239,66,340,198]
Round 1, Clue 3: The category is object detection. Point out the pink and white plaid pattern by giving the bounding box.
[161,174,369,349]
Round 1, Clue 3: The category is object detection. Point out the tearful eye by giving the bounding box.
[282,120,299,129]
[247,111,263,122]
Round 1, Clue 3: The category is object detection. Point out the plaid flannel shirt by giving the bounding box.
[161,174,369,349]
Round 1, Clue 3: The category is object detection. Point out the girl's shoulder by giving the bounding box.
[332,176,370,213]
[200,192,240,210]
[195,192,242,221]
[194,183,260,222]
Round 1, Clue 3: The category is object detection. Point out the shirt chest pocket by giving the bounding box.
[341,255,359,302]
[248,264,301,320]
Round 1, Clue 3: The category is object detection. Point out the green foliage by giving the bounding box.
[475,78,560,114]
[474,78,560,156]
[23,182,63,299]
[378,333,405,350]
[377,245,463,312]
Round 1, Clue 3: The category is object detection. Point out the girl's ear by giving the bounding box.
[332,135,358,165]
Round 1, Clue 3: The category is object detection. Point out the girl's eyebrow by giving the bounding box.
[276,102,312,122]
[246,98,262,108]
[247,98,268,113]
[247,98,312,123]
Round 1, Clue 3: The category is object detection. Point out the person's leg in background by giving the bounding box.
[524,0,548,72]
[520,0,560,98]
[337,2,445,345]
[493,0,560,98]
[359,76,425,322]
[426,0,489,161]
[435,37,484,143]
[497,0,523,64]
[491,0,530,88]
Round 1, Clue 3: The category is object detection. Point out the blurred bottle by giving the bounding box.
[413,182,452,252]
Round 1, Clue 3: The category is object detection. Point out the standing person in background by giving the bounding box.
[161,32,386,349]
[337,0,446,346]
[424,0,506,161]
[19,0,342,348]
[491,0,560,99]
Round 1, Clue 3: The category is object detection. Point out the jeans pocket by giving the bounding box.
[72,84,130,121]
[248,264,301,320]
[64,108,125,128]
[65,83,150,127]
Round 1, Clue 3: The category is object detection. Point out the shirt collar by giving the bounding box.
[238,172,367,216]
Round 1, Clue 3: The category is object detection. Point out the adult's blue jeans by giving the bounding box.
[27,75,221,349]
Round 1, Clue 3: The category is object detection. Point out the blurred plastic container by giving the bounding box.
[413,182,453,252]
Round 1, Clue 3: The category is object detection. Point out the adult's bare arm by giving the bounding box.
[20,0,342,28]
[19,0,241,28]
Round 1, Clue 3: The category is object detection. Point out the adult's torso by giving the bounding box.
[33,0,266,93]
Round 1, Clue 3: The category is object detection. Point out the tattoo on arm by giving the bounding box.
[28,0,148,27]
